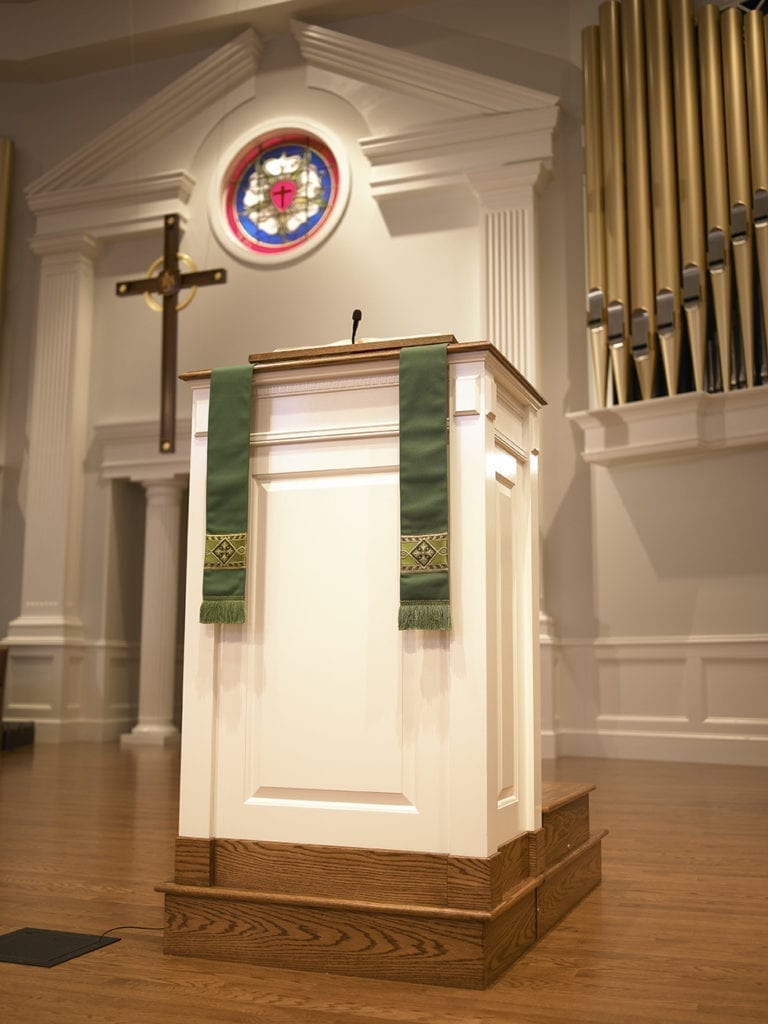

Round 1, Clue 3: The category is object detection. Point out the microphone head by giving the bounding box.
[352,308,362,322]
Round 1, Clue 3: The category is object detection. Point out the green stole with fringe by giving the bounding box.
[398,343,452,631]
[200,347,451,631]
[199,364,252,624]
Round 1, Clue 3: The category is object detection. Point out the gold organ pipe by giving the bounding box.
[621,0,656,400]
[698,4,732,391]
[599,1,631,404]
[721,7,755,388]
[669,0,707,393]
[583,26,610,408]
[744,10,768,384]
[645,0,681,396]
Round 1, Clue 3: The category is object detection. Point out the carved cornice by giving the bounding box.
[26,30,261,195]
[292,21,558,114]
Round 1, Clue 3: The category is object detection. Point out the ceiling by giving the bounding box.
[0,0,425,81]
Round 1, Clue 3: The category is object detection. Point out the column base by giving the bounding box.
[121,724,180,747]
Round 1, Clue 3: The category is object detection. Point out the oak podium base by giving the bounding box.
[158,782,605,989]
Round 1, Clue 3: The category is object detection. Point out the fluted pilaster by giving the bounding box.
[468,161,550,387]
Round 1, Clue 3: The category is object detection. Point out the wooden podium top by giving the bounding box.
[181,336,545,406]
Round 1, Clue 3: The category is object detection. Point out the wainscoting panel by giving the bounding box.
[545,636,768,766]
[3,641,139,742]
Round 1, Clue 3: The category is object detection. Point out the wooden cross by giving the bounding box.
[116,213,227,453]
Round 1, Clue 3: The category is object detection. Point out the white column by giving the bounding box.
[2,235,98,739]
[468,160,551,386]
[122,478,185,746]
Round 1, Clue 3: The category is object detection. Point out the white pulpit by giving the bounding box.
[162,338,547,988]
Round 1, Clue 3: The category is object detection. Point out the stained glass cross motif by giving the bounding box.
[270,180,296,211]
[116,213,227,454]
[226,131,339,256]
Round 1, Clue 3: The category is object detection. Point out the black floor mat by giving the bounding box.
[0,928,119,967]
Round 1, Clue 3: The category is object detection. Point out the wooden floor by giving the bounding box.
[0,744,766,1024]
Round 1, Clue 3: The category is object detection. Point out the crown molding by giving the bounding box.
[26,30,261,195]
[292,21,559,115]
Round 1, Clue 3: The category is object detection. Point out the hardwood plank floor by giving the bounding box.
[1,744,766,1023]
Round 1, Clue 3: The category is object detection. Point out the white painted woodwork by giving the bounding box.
[178,344,543,857]
[27,32,262,194]
[5,235,97,644]
[2,640,140,742]
[121,479,185,747]
[468,162,551,384]
[568,387,768,465]
[103,422,190,746]
[292,21,558,114]
[547,634,768,766]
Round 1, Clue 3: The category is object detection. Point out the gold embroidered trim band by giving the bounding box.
[204,532,247,570]
[400,532,448,574]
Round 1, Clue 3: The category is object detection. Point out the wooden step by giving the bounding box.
[542,781,595,868]
[538,781,606,937]
[160,782,606,988]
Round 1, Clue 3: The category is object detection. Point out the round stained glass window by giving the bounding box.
[222,129,344,260]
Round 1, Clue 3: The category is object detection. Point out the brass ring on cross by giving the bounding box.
[143,253,198,313]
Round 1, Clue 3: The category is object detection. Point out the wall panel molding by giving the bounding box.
[544,634,768,766]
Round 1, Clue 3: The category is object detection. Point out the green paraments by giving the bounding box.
[398,343,452,631]
[200,364,253,625]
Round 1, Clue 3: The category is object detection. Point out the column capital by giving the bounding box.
[467,159,552,212]
[30,232,100,260]
[140,477,188,500]
[95,419,192,482]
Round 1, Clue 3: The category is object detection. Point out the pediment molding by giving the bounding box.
[292,22,559,208]
[291,21,558,114]
[24,21,560,234]
[26,30,261,197]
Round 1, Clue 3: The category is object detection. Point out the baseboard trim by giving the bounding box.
[555,729,768,766]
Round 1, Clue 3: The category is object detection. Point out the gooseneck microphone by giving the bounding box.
[351,308,362,343]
